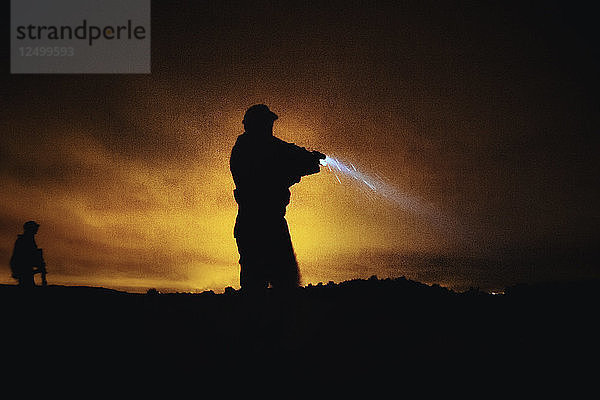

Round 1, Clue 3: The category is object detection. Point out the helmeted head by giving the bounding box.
[23,220,40,234]
[242,104,278,135]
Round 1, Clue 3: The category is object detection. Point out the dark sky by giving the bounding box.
[1,1,598,291]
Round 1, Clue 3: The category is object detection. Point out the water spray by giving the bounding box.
[320,155,442,223]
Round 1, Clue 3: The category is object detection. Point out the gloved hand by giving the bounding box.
[311,150,326,160]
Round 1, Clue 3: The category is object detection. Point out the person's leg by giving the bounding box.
[18,272,34,289]
[236,236,268,293]
[270,218,300,291]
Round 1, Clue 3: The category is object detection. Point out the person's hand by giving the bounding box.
[312,151,326,160]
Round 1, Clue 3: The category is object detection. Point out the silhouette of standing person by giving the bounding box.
[10,221,47,288]
[230,105,325,293]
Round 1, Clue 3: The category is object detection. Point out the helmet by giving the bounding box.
[23,220,40,231]
[242,104,279,126]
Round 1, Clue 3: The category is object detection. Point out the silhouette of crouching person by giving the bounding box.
[10,221,47,288]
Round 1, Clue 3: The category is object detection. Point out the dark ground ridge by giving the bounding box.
[2,276,598,366]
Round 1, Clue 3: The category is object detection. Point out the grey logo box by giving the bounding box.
[11,0,150,74]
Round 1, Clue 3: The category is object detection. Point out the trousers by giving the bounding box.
[235,215,300,292]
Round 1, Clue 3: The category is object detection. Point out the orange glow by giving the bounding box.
[0,102,456,292]
[2,2,597,293]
